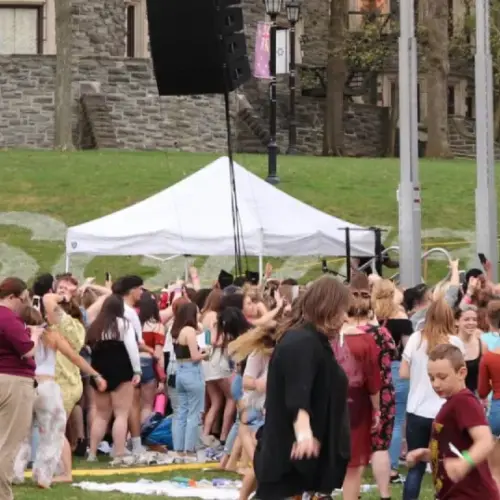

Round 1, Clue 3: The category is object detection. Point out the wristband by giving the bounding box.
[461,450,475,467]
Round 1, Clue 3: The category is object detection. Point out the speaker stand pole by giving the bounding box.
[287,19,297,155]
[266,13,280,185]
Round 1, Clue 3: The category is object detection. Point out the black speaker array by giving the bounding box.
[146,0,251,96]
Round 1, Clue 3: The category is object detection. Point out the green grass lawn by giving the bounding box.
[0,149,495,285]
[13,458,437,499]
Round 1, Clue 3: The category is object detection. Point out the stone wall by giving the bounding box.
[0,55,387,156]
[0,0,389,155]
[236,77,389,156]
[0,55,228,151]
[71,0,126,56]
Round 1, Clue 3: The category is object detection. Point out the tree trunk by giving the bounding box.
[54,0,74,150]
[323,0,347,156]
[424,0,451,157]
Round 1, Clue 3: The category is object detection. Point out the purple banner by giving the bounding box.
[253,22,271,79]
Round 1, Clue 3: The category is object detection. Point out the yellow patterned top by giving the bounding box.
[430,422,444,494]
[55,311,85,388]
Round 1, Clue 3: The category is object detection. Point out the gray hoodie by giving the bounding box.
[410,285,460,331]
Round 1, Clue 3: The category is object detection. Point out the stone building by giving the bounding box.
[0,0,477,156]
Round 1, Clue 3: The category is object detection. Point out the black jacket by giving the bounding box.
[254,323,351,499]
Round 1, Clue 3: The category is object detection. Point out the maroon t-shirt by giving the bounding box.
[0,305,35,378]
[431,389,499,499]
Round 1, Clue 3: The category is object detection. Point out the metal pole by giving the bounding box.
[345,228,351,283]
[374,228,383,276]
[475,0,498,280]
[398,0,421,287]
[266,14,280,184]
[287,20,297,154]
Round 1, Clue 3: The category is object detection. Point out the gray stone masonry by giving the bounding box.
[0,55,228,151]
[0,55,389,155]
[236,77,389,156]
[71,0,126,57]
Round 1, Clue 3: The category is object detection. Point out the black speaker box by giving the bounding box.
[146,0,251,96]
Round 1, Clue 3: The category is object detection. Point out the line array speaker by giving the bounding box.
[146,0,251,96]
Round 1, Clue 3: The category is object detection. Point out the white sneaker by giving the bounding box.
[86,454,98,462]
[110,455,135,467]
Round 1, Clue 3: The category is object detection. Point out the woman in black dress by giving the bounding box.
[86,294,142,464]
[253,276,352,500]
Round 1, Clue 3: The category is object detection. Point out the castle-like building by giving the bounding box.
[0,0,476,155]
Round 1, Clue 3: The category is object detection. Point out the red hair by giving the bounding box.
[0,277,27,299]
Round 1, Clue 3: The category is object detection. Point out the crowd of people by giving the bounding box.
[1,257,500,499]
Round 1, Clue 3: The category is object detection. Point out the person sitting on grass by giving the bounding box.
[406,344,498,499]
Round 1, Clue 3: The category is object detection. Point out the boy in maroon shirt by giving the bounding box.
[407,343,499,499]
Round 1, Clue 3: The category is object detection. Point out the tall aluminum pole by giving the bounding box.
[398,0,422,287]
[475,0,498,280]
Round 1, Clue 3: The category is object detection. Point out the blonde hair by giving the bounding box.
[432,280,451,302]
[371,279,398,320]
[228,325,275,362]
[421,299,455,354]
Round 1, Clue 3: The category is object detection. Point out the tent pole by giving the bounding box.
[258,255,263,283]
[65,253,70,272]
[184,257,189,282]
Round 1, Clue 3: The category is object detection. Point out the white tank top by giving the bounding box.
[34,342,57,377]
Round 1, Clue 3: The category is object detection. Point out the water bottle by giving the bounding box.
[153,394,166,415]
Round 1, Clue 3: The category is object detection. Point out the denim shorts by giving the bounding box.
[141,357,156,384]
[489,399,500,436]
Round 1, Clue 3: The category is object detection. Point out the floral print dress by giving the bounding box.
[360,324,397,451]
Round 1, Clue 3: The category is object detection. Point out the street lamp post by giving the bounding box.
[264,0,282,185]
[286,0,300,155]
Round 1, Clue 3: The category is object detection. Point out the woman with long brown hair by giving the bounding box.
[400,299,464,500]
[372,279,413,483]
[170,302,210,457]
[13,305,106,488]
[200,289,233,446]
[337,273,385,500]
[253,276,351,500]
[85,294,142,465]
[39,290,86,483]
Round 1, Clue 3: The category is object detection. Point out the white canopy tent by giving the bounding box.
[65,156,375,274]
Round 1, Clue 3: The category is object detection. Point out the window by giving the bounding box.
[465,94,474,119]
[126,4,136,57]
[448,85,455,115]
[125,0,148,58]
[0,5,42,54]
[348,0,391,31]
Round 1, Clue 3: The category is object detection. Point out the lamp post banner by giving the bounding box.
[254,21,271,79]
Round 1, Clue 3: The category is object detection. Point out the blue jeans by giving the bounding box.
[172,362,205,452]
[489,399,500,435]
[389,361,409,470]
[403,412,434,500]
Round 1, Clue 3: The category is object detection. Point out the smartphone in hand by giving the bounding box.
[478,253,487,266]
